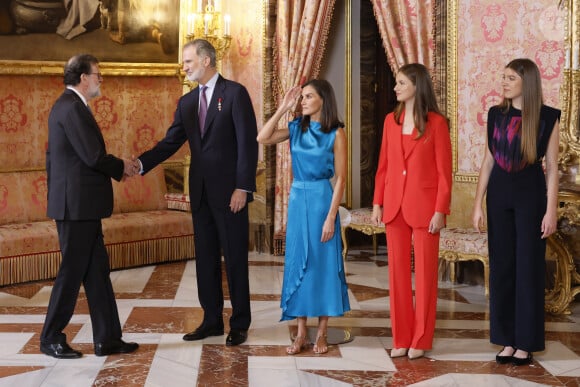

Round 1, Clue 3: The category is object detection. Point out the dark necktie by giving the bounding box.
[199,85,208,136]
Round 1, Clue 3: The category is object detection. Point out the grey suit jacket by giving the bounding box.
[46,89,124,220]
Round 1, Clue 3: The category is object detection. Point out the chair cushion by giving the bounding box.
[348,207,385,227]
[0,171,50,224]
[102,210,193,244]
[0,220,59,257]
[0,210,193,258]
[164,193,191,212]
[439,228,488,254]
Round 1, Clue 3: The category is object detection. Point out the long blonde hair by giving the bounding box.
[498,58,543,164]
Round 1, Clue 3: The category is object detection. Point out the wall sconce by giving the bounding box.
[186,0,232,62]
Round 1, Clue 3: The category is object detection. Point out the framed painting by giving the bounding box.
[0,0,184,76]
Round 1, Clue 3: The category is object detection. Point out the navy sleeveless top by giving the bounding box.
[487,105,560,173]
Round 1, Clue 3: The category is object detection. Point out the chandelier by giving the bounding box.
[186,0,232,62]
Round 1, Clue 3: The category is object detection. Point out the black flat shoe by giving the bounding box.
[183,325,224,341]
[40,342,82,359]
[512,352,533,366]
[495,347,515,364]
[226,329,247,346]
[94,339,139,356]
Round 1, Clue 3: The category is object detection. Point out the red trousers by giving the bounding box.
[386,210,440,350]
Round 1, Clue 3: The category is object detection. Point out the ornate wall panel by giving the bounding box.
[449,0,565,182]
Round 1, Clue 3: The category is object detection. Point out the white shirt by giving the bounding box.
[198,72,219,109]
[66,85,88,107]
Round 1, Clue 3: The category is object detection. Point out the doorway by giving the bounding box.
[359,0,396,207]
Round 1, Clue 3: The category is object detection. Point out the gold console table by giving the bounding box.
[545,178,580,315]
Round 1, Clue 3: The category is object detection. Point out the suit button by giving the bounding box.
[403,170,407,175]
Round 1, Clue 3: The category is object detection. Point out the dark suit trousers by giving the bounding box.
[486,164,546,352]
[192,189,251,331]
[40,220,122,344]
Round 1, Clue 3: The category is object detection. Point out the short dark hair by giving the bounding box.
[63,54,99,86]
[184,39,217,68]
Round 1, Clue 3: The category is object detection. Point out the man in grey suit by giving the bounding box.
[137,39,258,346]
[40,54,139,359]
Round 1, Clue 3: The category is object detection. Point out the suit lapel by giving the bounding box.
[193,89,201,134]
[181,88,201,140]
[203,76,226,136]
[66,90,105,146]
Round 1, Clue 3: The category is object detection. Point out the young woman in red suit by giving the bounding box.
[371,63,452,360]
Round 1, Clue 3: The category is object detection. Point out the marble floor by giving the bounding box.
[0,247,579,387]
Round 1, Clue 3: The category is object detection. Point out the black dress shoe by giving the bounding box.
[183,326,224,341]
[226,330,248,346]
[495,347,515,364]
[94,339,139,356]
[40,342,82,359]
[512,352,533,366]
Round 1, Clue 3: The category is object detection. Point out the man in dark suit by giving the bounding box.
[137,39,258,346]
[40,54,139,359]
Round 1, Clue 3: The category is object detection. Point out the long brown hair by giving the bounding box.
[498,58,543,164]
[393,63,443,139]
[299,79,344,133]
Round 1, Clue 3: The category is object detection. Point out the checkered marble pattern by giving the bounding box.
[0,247,578,386]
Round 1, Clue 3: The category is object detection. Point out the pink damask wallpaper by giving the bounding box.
[0,76,184,172]
[0,76,185,223]
[221,0,264,124]
[456,0,565,176]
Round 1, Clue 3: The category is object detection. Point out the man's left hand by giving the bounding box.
[230,189,247,213]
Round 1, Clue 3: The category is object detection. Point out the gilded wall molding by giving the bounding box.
[345,0,352,208]
[446,0,462,182]
[0,61,181,77]
[559,0,580,169]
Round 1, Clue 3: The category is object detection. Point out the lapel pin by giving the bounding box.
[218,97,222,111]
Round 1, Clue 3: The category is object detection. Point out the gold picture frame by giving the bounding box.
[0,0,185,77]
[446,0,475,183]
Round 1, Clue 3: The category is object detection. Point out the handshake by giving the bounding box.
[122,156,142,179]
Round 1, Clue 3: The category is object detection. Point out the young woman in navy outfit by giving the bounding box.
[472,58,560,366]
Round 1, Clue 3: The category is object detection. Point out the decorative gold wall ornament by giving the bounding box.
[545,188,580,315]
[559,0,580,172]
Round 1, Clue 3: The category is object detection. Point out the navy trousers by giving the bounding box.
[486,163,546,352]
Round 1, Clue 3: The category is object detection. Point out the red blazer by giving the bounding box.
[373,111,452,227]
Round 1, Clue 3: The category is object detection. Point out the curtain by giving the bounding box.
[272,0,337,254]
[370,0,435,72]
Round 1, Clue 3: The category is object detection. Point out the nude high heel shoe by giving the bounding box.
[390,348,408,358]
[408,348,425,359]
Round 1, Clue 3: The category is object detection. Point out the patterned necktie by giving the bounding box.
[199,85,208,136]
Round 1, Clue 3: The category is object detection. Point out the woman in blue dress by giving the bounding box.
[257,79,351,355]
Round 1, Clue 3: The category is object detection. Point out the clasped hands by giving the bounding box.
[122,156,141,180]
